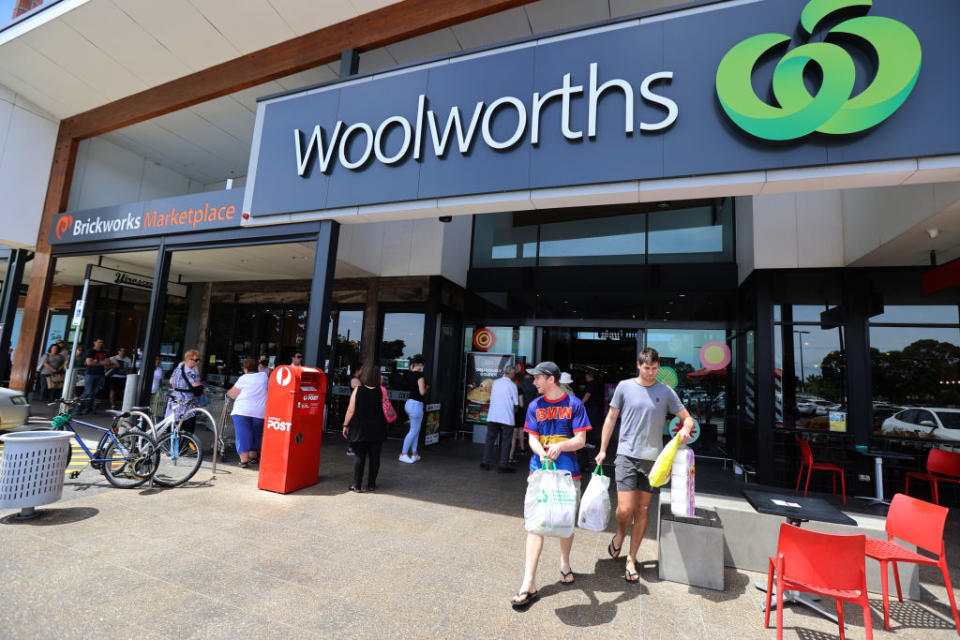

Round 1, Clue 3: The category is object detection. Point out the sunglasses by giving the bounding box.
[188,357,200,362]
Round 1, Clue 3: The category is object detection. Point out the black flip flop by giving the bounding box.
[560,569,575,584]
[625,559,640,583]
[510,590,539,610]
[608,535,622,559]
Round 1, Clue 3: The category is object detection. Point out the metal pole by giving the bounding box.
[62,276,90,404]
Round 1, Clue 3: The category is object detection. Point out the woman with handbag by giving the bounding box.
[166,349,204,434]
[342,363,389,492]
[37,343,65,402]
[226,358,268,468]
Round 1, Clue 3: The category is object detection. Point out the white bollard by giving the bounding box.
[121,373,139,412]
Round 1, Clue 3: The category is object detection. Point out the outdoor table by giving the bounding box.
[743,489,857,625]
[848,447,915,505]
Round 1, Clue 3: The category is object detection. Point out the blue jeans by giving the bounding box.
[403,399,424,455]
[233,414,264,454]
[80,374,104,413]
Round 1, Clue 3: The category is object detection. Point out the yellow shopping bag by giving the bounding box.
[648,433,682,488]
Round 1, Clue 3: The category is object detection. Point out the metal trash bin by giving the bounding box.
[0,431,74,520]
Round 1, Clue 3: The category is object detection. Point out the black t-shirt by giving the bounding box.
[84,348,107,376]
[520,376,538,406]
[407,370,425,402]
[583,379,603,412]
[350,385,387,443]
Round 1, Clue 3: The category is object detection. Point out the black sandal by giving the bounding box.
[510,590,539,610]
[608,534,622,559]
[625,558,640,583]
[560,569,575,584]
[348,486,361,493]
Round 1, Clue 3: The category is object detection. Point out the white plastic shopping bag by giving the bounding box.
[524,459,578,538]
[670,446,696,518]
[577,464,611,531]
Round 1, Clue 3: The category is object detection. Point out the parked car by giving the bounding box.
[797,397,840,415]
[0,387,30,429]
[882,407,960,442]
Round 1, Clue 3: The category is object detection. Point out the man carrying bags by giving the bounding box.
[595,348,694,583]
[511,361,590,610]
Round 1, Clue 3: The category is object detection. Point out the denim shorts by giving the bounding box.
[614,455,657,493]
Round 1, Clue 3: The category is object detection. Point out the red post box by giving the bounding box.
[258,365,327,494]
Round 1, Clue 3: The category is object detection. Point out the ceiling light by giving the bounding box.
[927,228,940,239]
[656,201,671,209]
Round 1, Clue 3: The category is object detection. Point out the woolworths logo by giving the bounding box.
[715,0,921,141]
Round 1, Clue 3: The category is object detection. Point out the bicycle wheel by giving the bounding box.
[153,430,202,487]
[101,431,159,489]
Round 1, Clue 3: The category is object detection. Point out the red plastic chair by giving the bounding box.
[765,523,871,640]
[905,448,960,505]
[865,493,960,634]
[795,438,846,504]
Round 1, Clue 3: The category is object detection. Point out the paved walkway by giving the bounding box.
[2,435,959,639]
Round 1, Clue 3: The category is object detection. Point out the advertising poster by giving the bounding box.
[464,352,515,424]
[424,403,441,446]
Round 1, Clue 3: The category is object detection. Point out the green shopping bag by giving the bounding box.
[648,433,682,488]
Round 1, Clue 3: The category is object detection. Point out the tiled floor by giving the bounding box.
[2,434,958,639]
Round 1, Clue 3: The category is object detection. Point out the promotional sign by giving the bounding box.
[464,352,515,424]
[51,189,243,245]
[667,416,701,444]
[86,265,188,298]
[247,0,960,218]
[423,403,441,446]
[829,411,847,433]
[70,299,84,328]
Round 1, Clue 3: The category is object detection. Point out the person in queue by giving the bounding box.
[345,364,365,457]
[226,358,268,468]
[37,343,65,402]
[107,347,132,410]
[508,366,527,464]
[167,349,204,434]
[399,355,428,464]
[480,364,518,474]
[595,348,694,583]
[511,361,590,610]
[290,352,303,366]
[78,338,111,414]
[342,363,388,492]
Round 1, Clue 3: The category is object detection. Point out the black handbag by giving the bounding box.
[173,364,205,396]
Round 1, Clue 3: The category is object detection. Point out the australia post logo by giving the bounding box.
[266,416,292,432]
[275,367,293,387]
[715,0,921,141]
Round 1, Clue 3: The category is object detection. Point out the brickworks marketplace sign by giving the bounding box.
[50,189,243,245]
[246,0,960,218]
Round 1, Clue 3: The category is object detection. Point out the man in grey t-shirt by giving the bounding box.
[595,347,694,583]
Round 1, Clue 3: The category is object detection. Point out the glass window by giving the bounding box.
[538,213,645,266]
[869,326,960,408]
[775,323,846,428]
[381,313,424,360]
[935,410,960,429]
[471,212,537,268]
[871,305,959,325]
[647,205,728,263]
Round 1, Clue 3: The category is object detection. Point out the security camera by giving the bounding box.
[438,216,452,223]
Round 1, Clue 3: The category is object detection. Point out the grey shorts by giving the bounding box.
[614,455,657,493]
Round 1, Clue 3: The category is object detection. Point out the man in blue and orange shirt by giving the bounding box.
[510,361,590,610]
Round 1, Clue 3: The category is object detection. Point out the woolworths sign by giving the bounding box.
[247,0,957,218]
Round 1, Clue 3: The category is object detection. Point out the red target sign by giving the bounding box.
[473,328,495,351]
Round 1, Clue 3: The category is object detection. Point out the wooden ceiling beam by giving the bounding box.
[62,0,535,140]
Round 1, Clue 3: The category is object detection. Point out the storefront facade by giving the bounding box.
[5,0,960,490]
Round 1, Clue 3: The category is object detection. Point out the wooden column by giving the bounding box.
[361,279,380,366]
[10,129,77,391]
[195,281,214,376]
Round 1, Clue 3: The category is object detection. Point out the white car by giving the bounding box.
[796,398,840,416]
[882,407,960,442]
[0,388,30,429]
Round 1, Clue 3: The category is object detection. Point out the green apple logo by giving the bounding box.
[715,0,921,141]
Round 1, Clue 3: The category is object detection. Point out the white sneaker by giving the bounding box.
[399,454,414,463]
[411,455,421,462]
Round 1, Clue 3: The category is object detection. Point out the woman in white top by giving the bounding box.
[226,357,269,468]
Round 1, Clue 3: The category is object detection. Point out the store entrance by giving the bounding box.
[539,326,732,457]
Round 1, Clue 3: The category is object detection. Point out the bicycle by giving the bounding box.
[136,396,213,487]
[49,398,160,489]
